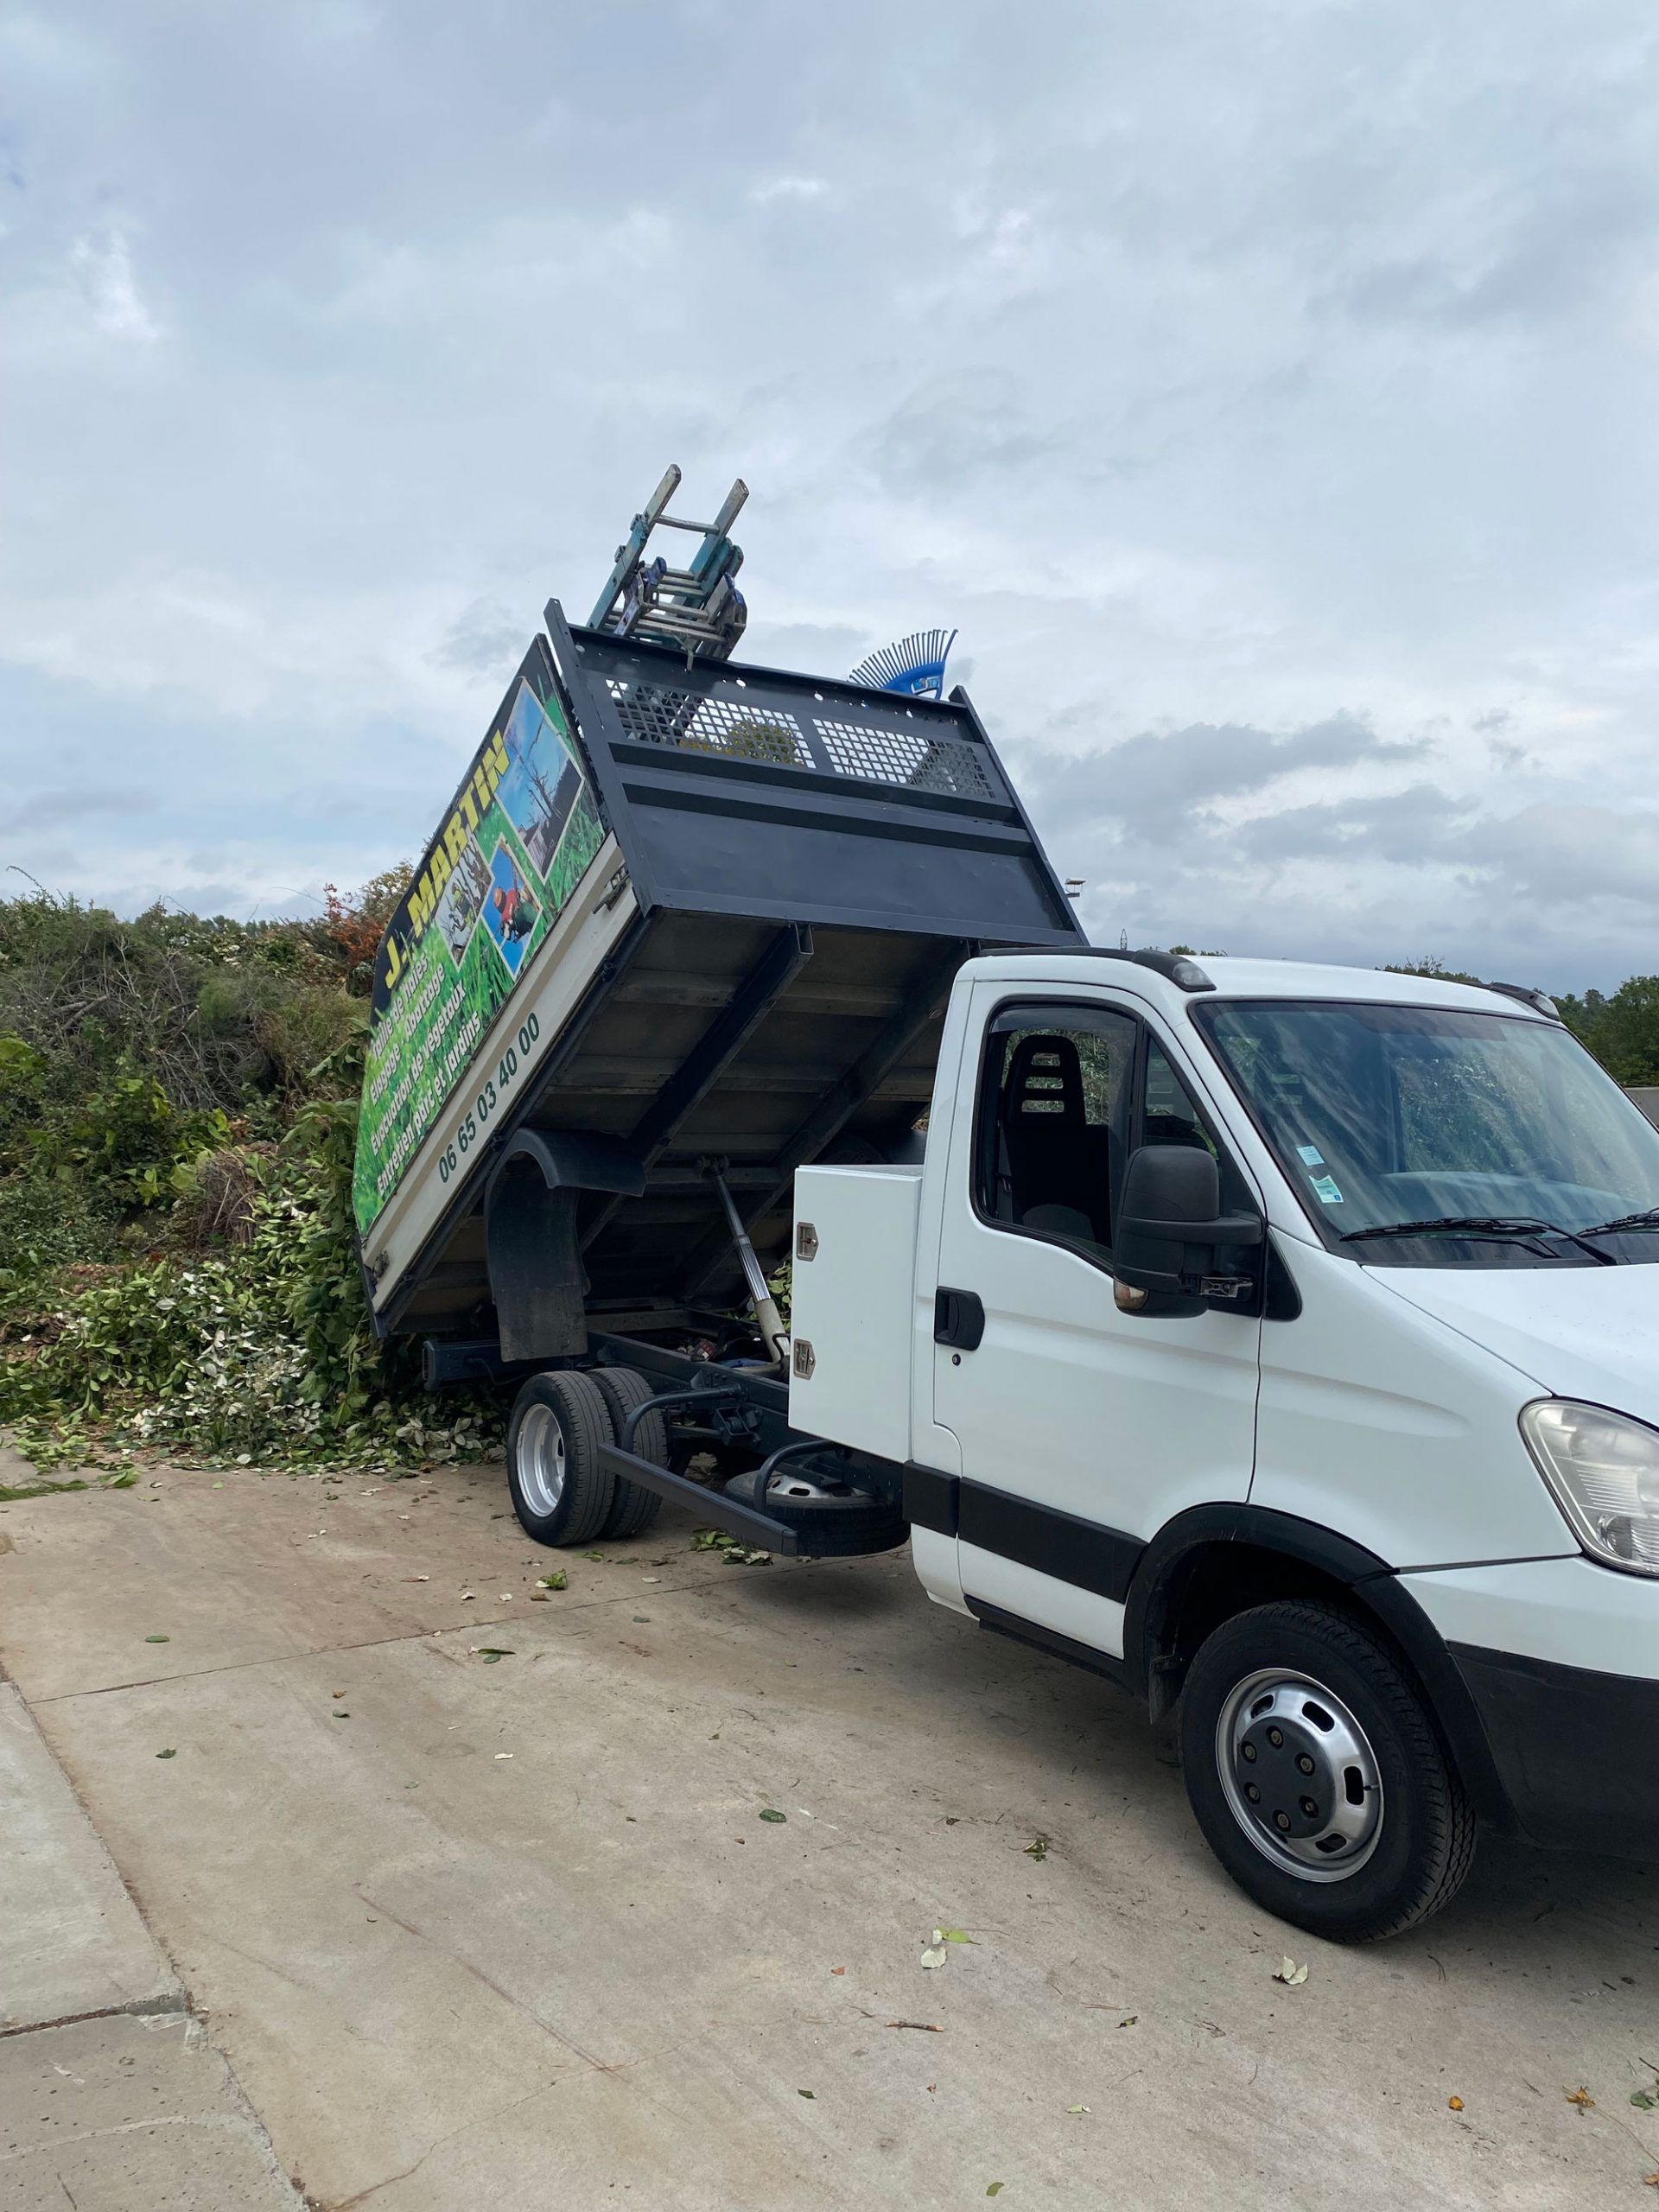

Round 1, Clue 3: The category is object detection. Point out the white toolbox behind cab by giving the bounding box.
[789,1165,922,1465]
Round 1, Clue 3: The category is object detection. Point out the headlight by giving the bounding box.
[1520,1401,1659,1577]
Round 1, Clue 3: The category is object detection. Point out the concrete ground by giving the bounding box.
[0,1675,300,2208]
[0,1459,1656,2209]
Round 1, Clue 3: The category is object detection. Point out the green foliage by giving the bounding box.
[1387,963,1659,1084]
[1554,976,1659,1086]
[0,877,497,1475]
[0,1135,499,1472]
[26,1058,232,1205]
[1384,958,1484,986]
[0,1175,122,1285]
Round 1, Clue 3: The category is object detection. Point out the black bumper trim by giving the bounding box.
[1451,1642,1659,1859]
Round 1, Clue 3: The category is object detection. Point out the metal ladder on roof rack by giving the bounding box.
[588,465,749,664]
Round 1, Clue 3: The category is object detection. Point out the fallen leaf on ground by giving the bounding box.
[919,1945,948,1970]
[1024,1836,1049,1861]
[1273,1958,1310,1986]
[1447,2096,1464,2111]
[798,2088,815,2099]
[1066,2103,1090,2114]
[1117,2015,1138,2028]
[156,1747,176,1758]
[494,1752,513,1760]
[830,1967,845,1975]
[537,1572,567,1591]
[760,1808,787,1822]
[1634,2091,1659,2111]
[987,2188,1005,2200]
[144,1634,169,1644]
[473,1649,514,1662]
[333,1710,349,1719]
[1565,2087,1595,2112]
[933,1927,974,1945]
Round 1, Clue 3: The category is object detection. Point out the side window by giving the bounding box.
[975,1004,1137,1259]
[1140,1037,1255,1217]
[1142,1038,1217,1156]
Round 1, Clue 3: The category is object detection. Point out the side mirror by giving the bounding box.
[1114,1144,1262,1315]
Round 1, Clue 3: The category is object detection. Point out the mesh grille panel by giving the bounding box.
[605,679,812,768]
[810,718,993,799]
[603,675,997,798]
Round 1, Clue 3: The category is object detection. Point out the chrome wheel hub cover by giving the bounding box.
[517,1404,567,1518]
[1215,1668,1384,1883]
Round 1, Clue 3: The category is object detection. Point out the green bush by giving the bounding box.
[0,1174,122,1282]
[0,880,506,1475]
[0,1132,500,1471]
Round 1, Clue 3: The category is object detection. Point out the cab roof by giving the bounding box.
[967,949,1555,1020]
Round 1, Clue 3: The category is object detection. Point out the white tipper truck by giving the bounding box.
[358,594,1659,1943]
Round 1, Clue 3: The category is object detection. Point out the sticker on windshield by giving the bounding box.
[1297,1144,1325,1166]
[1309,1174,1344,1205]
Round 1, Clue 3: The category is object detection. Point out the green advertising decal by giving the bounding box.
[353,637,606,1234]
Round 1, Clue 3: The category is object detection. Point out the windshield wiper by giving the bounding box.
[1341,1215,1617,1264]
[1580,1205,1659,1236]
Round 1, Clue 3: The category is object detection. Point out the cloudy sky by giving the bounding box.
[4,1,1658,988]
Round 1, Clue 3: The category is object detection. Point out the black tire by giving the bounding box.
[505,1370,617,1547]
[589,1367,667,1541]
[1178,1599,1477,1942]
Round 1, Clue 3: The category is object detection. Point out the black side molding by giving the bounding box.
[904,1463,960,1536]
[958,1483,1144,1605]
[901,1465,1145,1606]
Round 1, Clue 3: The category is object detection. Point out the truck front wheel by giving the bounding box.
[1178,1599,1478,1942]
[505,1370,618,1546]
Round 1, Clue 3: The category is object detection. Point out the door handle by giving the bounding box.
[934,1286,985,1351]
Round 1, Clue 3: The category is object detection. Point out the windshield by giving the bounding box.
[1193,999,1659,1267]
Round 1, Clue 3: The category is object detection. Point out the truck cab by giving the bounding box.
[790,949,1659,1940]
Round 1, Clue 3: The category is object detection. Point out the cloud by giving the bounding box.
[12,785,158,830]
[748,175,831,207]
[1020,715,1427,842]
[1,1,1656,992]
[69,228,160,342]
[871,372,1068,499]
[437,601,533,676]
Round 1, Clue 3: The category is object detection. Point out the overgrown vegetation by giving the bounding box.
[1391,961,1659,1083]
[3,893,1656,1478]
[0,880,499,1473]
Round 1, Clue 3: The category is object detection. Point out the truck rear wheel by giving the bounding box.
[505,1370,617,1547]
[1178,1599,1477,1942]
[589,1367,667,1541]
